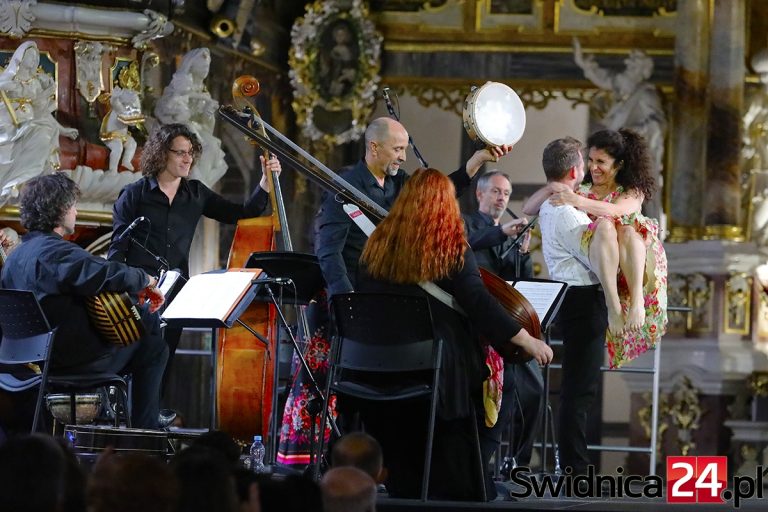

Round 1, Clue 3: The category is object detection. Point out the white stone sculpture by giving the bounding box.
[100,86,144,173]
[573,37,667,221]
[744,48,768,172]
[154,47,227,187]
[0,40,78,202]
[74,40,110,103]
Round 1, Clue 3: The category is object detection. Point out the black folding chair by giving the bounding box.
[316,292,446,501]
[0,289,130,432]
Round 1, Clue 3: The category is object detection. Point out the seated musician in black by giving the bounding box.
[277,117,513,467]
[463,170,543,486]
[1,173,167,429]
[355,168,553,500]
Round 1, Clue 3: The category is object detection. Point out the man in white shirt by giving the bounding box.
[538,137,608,476]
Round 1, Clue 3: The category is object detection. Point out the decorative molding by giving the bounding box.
[74,40,110,103]
[0,2,173,47]
[667,273,688,334]
[0,0,36,38]
[724,273,752,335]
[669,376,703,456]
[474,0,545,34]
[688,273,713,333]
[555,0,676,37]
[131,9,173,50]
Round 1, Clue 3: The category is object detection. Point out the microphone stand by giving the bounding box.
[382,88,429,168]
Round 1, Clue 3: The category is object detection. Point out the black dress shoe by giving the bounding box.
[158,409,177,428]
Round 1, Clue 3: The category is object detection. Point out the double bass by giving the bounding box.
[215,77,304,443]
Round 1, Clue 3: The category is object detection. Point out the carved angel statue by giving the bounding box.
[100,86,145,173]
[154,47,227,187]
[573,37,667,221]
[0,41,79,202]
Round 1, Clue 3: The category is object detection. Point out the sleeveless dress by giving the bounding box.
[578,184,668,369]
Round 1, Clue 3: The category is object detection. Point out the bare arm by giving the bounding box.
[521,182,571,215]
[463,144,514,179]
[550,187,644,217]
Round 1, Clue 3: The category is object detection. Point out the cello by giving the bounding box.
[215,76,304,443]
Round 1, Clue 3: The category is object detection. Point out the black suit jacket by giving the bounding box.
[463,210,532,280]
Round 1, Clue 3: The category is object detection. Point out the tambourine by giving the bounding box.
[463,81,526,146]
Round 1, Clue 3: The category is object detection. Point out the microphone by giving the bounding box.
[114,216,146,244]
[252,277,294,286]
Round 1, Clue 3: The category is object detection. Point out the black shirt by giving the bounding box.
[315,160,471,296]
[1,231,150,369]
[108,176,270,277]
[463,210,533,280]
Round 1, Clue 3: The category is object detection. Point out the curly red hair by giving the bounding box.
[361,168,466,283]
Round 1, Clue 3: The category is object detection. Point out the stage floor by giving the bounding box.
[376,479,766,511]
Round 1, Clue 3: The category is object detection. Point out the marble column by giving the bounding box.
[668,0,710,242]
[702,0,746,237]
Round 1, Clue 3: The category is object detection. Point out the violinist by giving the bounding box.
[108,123,282,398]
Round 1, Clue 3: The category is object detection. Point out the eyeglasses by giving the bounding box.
[168,148,195,158]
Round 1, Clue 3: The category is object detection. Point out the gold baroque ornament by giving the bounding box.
[669,376,703,456]
[289,0,383,145]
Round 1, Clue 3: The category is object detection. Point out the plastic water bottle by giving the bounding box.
[249,435,266,473]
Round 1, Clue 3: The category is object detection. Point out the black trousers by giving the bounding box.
[66,307,168,429]
[557,284,607,475]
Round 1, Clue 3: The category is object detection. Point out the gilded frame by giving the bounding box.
[289,0,382,146]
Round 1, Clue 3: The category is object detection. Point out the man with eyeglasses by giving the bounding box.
[108,123,281,408]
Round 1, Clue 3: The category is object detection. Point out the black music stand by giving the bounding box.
[503,278,568,477]
[244,252,339,468]
[161,270,268,429]
[246,251,325,305]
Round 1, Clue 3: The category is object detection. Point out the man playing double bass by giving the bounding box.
[277,116,512,467]
[108,123,282,400]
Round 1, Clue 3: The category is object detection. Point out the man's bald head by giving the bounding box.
[321,466,377,512]
[364,117,408,177]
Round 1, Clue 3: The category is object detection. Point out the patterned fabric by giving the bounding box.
[276,292,337,467]
[577,184,668,369]
[482,346,504,427]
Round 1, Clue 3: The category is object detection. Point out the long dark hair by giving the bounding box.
[585,128,655,199]
[140,123,202,178]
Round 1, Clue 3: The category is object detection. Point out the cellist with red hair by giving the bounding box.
[354,168,552,501]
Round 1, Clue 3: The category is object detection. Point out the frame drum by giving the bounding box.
[463,82,526,146]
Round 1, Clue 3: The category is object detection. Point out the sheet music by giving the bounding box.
[162,270,260,322]
[510,281,566,323]
[158,269,182,296]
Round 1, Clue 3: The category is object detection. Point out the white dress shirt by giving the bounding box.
[539,199,599,286]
